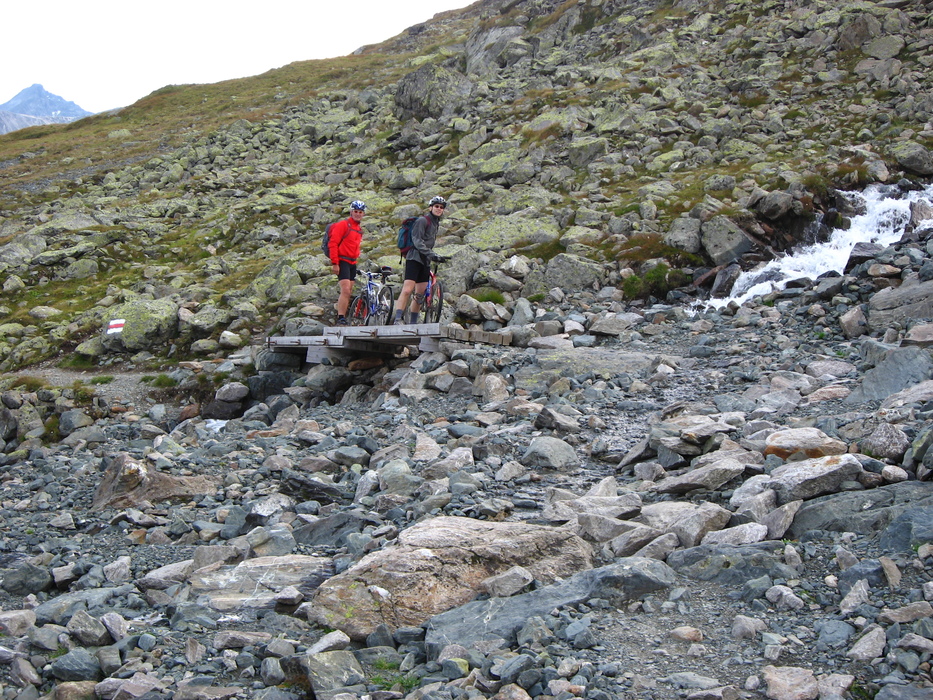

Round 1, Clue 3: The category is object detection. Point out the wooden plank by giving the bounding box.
[266,321,512,365]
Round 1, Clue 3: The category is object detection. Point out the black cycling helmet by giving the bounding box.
[350,200,367,211]
[429,196,447,208]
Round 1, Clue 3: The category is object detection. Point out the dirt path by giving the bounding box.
[6,361,160,409]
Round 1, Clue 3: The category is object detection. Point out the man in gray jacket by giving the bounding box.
[393,195,446,324]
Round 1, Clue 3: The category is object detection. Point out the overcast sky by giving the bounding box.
[2,0,472,114]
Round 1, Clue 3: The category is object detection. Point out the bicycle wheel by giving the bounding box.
[347,294,367,326]
[366,286,394,326]
[425,280,444,323]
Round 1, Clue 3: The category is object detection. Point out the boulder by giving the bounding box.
[464,212,561,252]
[664,217,702,254]
[189,555,334,612]
[304,517,593,640]
[100,298,179,352]
[543,253,604,292]
[465,25,526,76]
[846,345,933,404]
[395,64,474,120]
[891,141,933,176]
[92,453,219,509]
[868,273,933,331]
[520,435,581,469]
[423,558,676,658]
[765,454,864,504]
[701,215,754,265]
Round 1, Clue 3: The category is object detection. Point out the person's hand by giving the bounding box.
[331,264,339,274]
[428,252,445,263]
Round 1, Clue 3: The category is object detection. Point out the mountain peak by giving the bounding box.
[0,84,93,128]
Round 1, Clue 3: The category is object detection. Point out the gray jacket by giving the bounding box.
[406,212,440,265]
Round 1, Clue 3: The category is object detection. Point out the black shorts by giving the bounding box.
[404,258,430,284]
[337,261,357,281]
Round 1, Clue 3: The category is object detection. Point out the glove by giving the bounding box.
[428,252,444,263]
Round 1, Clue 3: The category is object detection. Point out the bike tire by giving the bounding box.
[425,280,444,323]
[366,286,394,326]
[347,294,367,326]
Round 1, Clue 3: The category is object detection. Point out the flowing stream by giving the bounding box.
[709,182,933,308]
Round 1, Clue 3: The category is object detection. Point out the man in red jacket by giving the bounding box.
[329,200,366,325]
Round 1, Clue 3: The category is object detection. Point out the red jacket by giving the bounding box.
[328,217,362,265]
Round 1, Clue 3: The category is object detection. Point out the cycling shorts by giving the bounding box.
[337,261,357,281]
[404,258,430,284]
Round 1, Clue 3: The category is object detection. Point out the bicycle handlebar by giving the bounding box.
[355,266,394,279]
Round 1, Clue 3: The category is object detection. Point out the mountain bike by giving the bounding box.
[347,266,395,326]
[422,257,445,323]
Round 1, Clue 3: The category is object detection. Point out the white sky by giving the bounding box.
[2,0,472,114]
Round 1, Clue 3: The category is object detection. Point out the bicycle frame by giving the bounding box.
[348,266,394,326]
[360,272,382,315]
[424,270,437,306]
[419,260,443,324]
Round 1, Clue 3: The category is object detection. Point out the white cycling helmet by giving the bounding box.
[350,200,367,211]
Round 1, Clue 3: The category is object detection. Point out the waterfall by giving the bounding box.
[709,182,933,308]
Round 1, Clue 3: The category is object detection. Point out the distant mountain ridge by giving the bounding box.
[0,110,51,134]
[0,83,92,135]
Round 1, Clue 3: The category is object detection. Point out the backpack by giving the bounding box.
[321,221,337,258]
[397,216,424,257]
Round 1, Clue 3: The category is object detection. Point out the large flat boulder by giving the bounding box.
[304,517,593,640]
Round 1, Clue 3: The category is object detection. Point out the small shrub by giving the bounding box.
[516,238,564,262]
[621,275,644,299]
[43,415,61,443]
[71,381,96,405]
[642,263,670,294]
[58,354,95,370]
[369,672,419,692]
[89,375,114,385]
[11,376,47,392]
[144,374,178,388]
[615,233,704,267]
[470,288,507,305]
[621,263,686,301]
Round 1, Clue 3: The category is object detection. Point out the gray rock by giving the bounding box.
[99,297,179,352]
[544,253,604,292]
[520,435,581,469]
[2,563,52,596]
[756,191,794,220]
[846,346,933,404]
[66,609,111,646]
[787,482,933,538]
[879,505,933,553]
[50,647,101,681]
[280,650,365,695]
[664,217,702,255]
[395,63,474,119]
[667,542,797,586]
[424,558,676,658]
[765,454,863,504]
[701,215,754,265]
[891,141,933,176]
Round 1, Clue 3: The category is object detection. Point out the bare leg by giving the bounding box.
[395,279,417,318]
[337,278,353,316]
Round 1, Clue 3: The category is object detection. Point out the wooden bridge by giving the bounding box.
[266,322,512,364]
